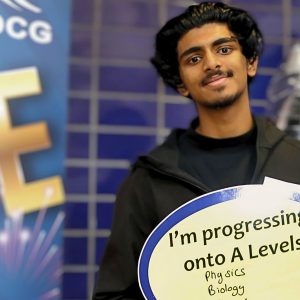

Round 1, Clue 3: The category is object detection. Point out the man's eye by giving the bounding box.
[188,56,201,64]
[218,47,232,54]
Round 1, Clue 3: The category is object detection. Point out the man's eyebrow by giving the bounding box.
[179,46,203,61]
[212,36,238,47]
[179,36,238,61]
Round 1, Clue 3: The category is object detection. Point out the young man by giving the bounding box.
[93,2,300,299]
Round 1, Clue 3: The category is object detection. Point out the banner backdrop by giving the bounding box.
[0,1,70,299]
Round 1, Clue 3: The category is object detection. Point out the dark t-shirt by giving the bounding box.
[178,126,257,190]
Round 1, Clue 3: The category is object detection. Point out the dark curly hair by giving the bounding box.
[151,1,264,90]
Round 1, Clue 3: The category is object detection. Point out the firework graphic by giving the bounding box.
[0,207,64,300]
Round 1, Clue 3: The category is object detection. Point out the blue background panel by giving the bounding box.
[72,0,93,25]
[68,98,90,124]
[95,238,108,265]
[232,0,281,4]
[64,237,88,265]
[293,0,300,6]
[165,103,197,129]
[64,202,88,229]
[99,66,158,93]
[99,99,157,126]
[251,10,283,38]
[71,28,92,58]
[292,12,300,38]
[97,203,115,230]
[67,132,90,158]
[259,44,283,68]
[63,273,87,299]
[101,1,158,28]
[249,75,272,100]
[69,65,91,91]
[97,168,129,194]
[251,105,269,116]
[100,30,155,60]
[65,167,89,194]
[97,134,156,160]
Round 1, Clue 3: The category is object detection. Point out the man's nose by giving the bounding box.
[202,51,220,71]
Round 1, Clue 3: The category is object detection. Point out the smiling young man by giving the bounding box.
[176,23,257,139]
[93,2,300,299]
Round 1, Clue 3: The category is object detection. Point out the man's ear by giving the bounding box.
[247,56,259,78]
[177,83,190,97]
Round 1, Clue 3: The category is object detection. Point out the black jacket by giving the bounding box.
[93,117,300,299]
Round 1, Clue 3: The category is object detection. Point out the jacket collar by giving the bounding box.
[254,116,286,149]
[134,116,286,187]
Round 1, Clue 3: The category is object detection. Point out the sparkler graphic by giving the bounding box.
[0,207,64,300]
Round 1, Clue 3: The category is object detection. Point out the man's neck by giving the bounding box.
[195,102,254,138]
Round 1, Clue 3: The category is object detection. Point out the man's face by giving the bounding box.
[177,23,258,110]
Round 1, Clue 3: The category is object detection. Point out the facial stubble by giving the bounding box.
[198,69,243,110]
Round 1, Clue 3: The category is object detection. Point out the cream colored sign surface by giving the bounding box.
[139,181,300,299]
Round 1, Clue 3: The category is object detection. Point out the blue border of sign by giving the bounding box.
[138,184,300,299]
[138,187,241,300]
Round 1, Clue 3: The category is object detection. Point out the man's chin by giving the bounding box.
[198,92,242,110]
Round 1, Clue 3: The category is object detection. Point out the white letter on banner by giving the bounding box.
[29,20,53,44]
[0,15,4,34]
[6,16,28,40]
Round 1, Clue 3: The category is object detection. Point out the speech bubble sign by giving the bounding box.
[138,184,300,300]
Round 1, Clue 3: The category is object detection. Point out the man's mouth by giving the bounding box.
[203,75,228,86]
[201,70,233,86]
